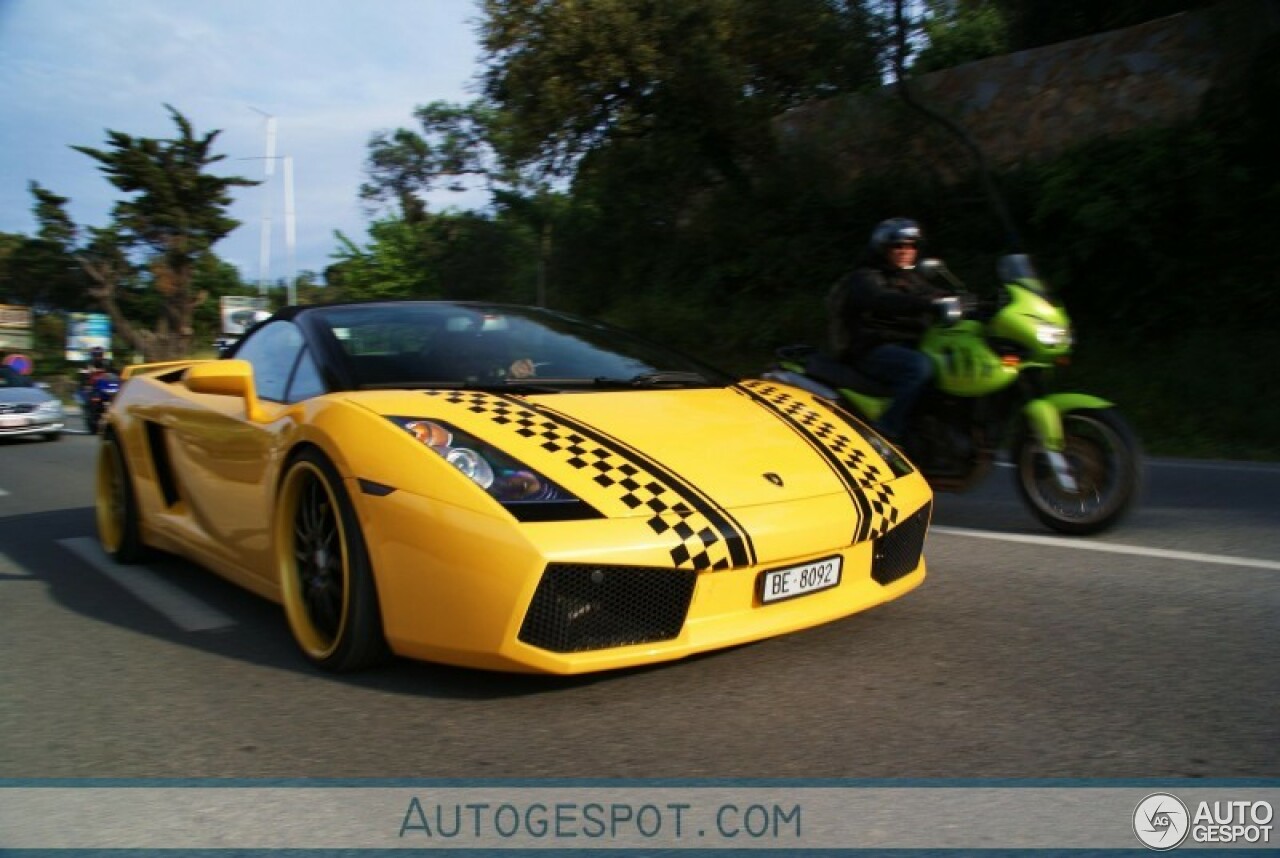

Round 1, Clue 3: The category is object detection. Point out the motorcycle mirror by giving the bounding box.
[934,296,964,323]
[919,258,966,291]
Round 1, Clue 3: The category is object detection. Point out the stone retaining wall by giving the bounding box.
[776,0,1278,181]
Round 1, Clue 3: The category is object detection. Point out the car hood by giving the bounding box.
[0,387,54,405]
[351,379,901,513]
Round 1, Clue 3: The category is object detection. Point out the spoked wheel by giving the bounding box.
[95,430,148,562]
[1014,408,1144,536]
[275,448,389,672]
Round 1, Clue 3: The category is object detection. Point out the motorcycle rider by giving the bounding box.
[825,217,953,440]
[80,345,114,381]
[77,345,116,402]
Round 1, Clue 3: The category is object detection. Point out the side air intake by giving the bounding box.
[871,502,931,585]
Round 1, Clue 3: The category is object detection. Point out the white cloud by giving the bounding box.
[0,0,487,281]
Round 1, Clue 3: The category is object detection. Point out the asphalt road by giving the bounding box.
[1,430,1277,779]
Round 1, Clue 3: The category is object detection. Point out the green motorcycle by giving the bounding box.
[765,254,1143,535]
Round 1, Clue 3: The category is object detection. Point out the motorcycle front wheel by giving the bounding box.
[1013,408,1144,536]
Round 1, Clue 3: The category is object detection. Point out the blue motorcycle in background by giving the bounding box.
[79,370,121,435]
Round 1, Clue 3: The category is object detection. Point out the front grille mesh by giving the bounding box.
[519,565,696,653]
[871,501,931,585]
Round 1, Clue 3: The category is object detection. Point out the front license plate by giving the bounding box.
[759,556,842,604]
[0,415,31,428]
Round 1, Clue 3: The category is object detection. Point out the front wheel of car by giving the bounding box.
[96,430,148,563]
[275,448,390,672]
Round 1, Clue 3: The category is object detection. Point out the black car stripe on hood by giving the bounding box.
[734,380,902,544]
[423,390,756,572]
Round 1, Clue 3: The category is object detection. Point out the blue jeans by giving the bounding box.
[855,344,934,439]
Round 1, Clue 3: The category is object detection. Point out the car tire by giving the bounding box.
[274,447,390,672]
[96,430,149,563]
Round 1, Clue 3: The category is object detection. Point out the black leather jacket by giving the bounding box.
[826,263,950,361]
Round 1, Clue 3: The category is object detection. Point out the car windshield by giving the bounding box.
[311,303,735,391]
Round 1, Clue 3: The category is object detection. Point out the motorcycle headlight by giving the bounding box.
[389,417,599,521]
[1035,324,1072,347]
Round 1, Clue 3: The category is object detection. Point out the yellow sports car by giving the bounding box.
[96,302,933,674]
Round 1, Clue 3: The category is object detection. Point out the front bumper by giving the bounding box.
[358,472,933,674]
[0,412,64,437]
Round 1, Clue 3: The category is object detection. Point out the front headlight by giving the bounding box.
[1035,324,1072,347]
[822,399,915,477]
[35,400,64,417]
[389,417,599,521]
[820,405,913,478]
[851,421,915,478]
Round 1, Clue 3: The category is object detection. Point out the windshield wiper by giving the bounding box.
[593,370,712,389]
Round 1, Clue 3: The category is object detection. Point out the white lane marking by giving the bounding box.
[59,537,237,631]
[930,525,1280,572]
[0,486,10,496]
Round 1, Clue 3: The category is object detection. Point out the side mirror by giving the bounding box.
[918,258,966,291]
[185,359,264,420]
[933,296,964,324]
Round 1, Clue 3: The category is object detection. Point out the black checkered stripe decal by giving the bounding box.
[735,379,901,544]
[422,390,756,572]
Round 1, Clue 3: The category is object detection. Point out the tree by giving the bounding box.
[362,101,499,222]
[360,99,568,306]
[328,220,442,300]
[468,0,888,319]
[913,0,1009,74]
[0,233,22,297]
[70,105,257,360]
[479,0,881,184]
[0,184,93,310]
[869,0,1023,248]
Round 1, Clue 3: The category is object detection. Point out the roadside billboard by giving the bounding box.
[220,296,270,336]
[66,312,112,362]
[0,304,34,353]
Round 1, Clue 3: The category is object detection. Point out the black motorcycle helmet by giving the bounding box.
[869,217,923,265]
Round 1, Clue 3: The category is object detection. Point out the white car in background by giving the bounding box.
[0,365,64,442]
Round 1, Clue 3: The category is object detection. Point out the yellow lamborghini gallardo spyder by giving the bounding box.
[96,302,933,674]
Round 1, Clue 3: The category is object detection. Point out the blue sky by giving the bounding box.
[0,0,486,281]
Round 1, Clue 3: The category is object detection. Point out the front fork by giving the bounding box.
[1022,393,1114,492]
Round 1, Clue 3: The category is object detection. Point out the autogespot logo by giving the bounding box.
[1134,793,1190,850]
